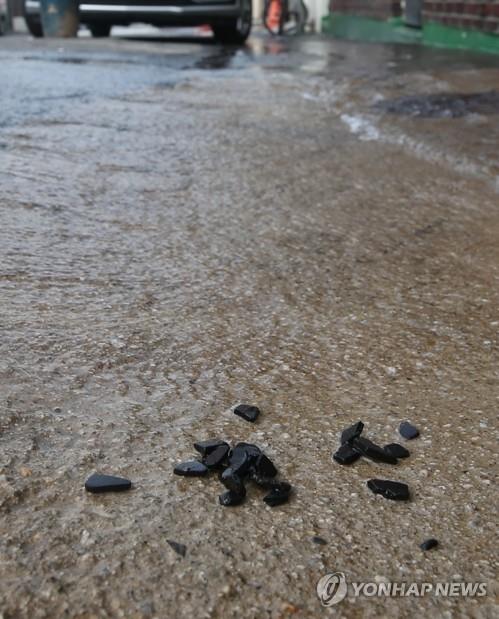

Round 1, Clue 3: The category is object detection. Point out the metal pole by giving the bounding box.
[40,0,79,36]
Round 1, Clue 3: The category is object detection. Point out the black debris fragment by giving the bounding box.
[312,536,327,545]
[249,472,275,488]
[219,489,246,506]
[253,453,278,478]
[167,540,187,557]
[263,481,291,507]
[367,479,410,501]
[384,443,410,459]
[333,443,361,465]
[220,468,245,495]
[85,473,131,493]
[341,421,364,445]
[194,439,228,457]
[399,421,420,440]
[175,436,291,508]
[234,404,260,423]
[352,437,398,465]
[420,538,439,551]
[173,460,208,477]
[203,444,230,469]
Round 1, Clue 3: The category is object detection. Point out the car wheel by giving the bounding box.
[212,0,251,44]
[24,0,43,37]
[88,22,112,37]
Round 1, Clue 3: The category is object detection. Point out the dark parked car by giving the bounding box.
[24,0,251,43]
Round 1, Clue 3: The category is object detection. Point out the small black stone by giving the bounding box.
[249,472,275,488]
[341,421,364,444]
[219,489,246,506]
[352,437,398,464]
[234,404,260,423]
[220,468,245,495]
[384,443,410,459]
[333,443,361,465]
[253,453,278,478]
[263,481,291,507]
[203,444,230,469]
[399,421,420,440]
[193,439,228,457]
[85,473,131,493]
[173,460,208,477]
[167,540,187,557]
[229,443,260,475]
[420,538,439,551]
[367,479,410,501]
[312,536,327,545]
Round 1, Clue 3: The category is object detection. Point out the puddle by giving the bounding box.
[375,91,499,118]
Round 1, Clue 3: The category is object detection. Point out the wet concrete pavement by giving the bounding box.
[1,30,498,618]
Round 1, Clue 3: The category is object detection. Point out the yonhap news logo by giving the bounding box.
[317,573,487,606]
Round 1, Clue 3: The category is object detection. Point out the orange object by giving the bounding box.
[266,0,282,32]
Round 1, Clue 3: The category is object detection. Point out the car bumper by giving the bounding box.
[25,0,240,20]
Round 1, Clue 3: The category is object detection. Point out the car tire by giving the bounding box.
[88,22,112,37]
[212,0,251,44]
[24,6,43,37]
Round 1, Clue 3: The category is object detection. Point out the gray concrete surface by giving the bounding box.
[0,29,498,619]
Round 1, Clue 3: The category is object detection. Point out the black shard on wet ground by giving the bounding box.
[312,536,327,545]
[352,437,398,464]
[219,488,246,506]
[203,443,230,469]
[367,479,410,501]
[220,468,246,495]
[173,460,208,477]
[263,481,291,506]
[167,540,187,557]
[253,453,277,478]
[194,439,229,457]
[249,472,275,488]
[341,421,364,445]
[420,538,439,551]
[333,443,361,465]
[234,404,260,423]
[384,443,410,459]
[85,473,132,493]
[399,421,420,440]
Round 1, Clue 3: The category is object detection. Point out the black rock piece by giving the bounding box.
[367,479,410,501]
[384,443,410,459]
[399,421,420,440]
[249,472,275,488]
[193,439,228,457]
[312,536,327,545]
[352,437,398,464]
[219,489,246,506]
[420,538,439,551]
[341,421,364,445]
[263,481,291,507]
[220,468,245,495]
[333,443,361,465]
[234,442,261,458]
[173,460,208,477]
[234,404,260,423]
[167,540,187,557]
[203,444,230,469]
[85,473,132,493]
[253,453,278,478]
[229,443,260,476]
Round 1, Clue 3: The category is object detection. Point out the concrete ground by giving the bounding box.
[0,28,498,619]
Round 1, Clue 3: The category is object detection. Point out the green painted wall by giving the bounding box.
[322,12,499,56]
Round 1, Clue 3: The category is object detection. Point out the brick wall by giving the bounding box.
[423,1,499,33]
[330,0,402,20]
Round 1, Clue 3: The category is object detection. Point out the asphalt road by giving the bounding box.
[0,28,498,619]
